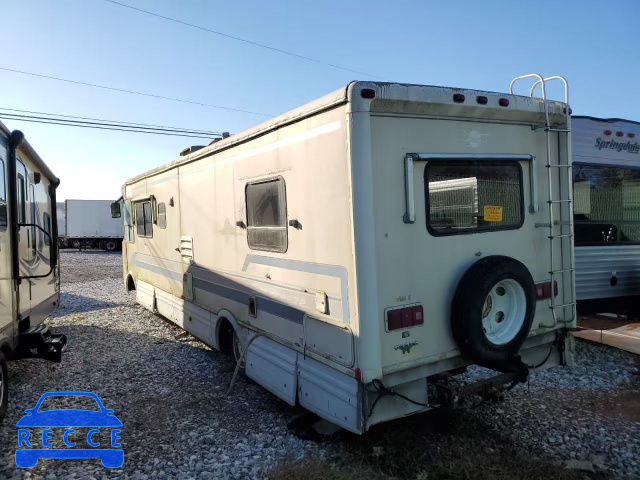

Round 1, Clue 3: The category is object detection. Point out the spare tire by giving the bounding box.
[451,255,536,365]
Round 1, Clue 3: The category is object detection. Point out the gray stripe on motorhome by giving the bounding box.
[191,276,305,325]
[130,254,306,325]
[242,255,350,324]
[130,254,183,281]
[575,245,640,300]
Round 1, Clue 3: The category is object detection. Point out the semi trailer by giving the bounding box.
[59,199,123,251]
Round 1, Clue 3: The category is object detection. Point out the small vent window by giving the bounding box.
[157,202,166,229]
[246,178,287,252]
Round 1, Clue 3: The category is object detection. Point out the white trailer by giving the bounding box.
[115,76,576,433]
[572,116,640,314]
[0,121,66,422]
[60,199,123,251]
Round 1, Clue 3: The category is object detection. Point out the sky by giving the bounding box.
[2,0,639,200]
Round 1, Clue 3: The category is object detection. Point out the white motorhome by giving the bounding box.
[572,116,640,314]
[59,199,123,251]
[117,76,576,433]
[0,121,66,422]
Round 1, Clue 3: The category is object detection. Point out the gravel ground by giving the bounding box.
[0,251,638,479]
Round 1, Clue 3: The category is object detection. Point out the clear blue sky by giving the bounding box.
[2,0,639,200]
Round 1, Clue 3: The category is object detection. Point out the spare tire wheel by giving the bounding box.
[451,255,536,365]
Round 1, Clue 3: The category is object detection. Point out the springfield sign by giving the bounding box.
[595,137,640,154]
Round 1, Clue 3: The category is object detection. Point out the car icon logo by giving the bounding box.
[15,391,124,468]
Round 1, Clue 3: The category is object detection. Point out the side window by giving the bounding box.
[0,159,6,228]
[43,212,51,246]
[30,184,36,249]
[123,199,133,243]
[246,178,287,252]
[157,202,166,229]
[135,201,153,238]
[17,174,25,223]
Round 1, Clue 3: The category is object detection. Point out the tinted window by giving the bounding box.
[157,202,166,229]
[573,164,640,245]
[246,178,287,252]
[43,212,51,246]
[17,175,25,223]
[425,162,523,235]
[135,203,145,236]
[143,202,153,236]
[0,160,6,228]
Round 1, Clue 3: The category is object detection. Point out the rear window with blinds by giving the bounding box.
[425,162,524,235]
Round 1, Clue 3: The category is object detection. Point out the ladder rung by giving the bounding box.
[545,128,571,133]
[546,164,572,168]
[549,302,576,309]
[548,200,572,204]
[550,268,574,273]
[548,234,574,239]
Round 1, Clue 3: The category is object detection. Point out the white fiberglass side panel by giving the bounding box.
[297,355,360,433]
[136,279,155,312]
[246,336,297,405]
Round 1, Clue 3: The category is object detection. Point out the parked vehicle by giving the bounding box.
[572,116,640,315]
[0,121,66,422]
[114,76,576,433]
[59,199,123,251]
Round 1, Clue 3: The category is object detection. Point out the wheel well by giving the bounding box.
[126,275,136,291]
[0,342,11,360]
[218,318,233,354]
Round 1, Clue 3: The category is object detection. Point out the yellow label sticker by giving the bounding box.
[484,205,503,222]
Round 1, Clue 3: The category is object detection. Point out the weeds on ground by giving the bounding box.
[266,408,607,480]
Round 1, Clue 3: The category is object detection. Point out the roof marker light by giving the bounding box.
[604,130,612,136]
[453,93,465,103]
[360,88,375,99]
[629,133,636,139]
[616,131,624,137]
[498,98,509,107]
[476,96,488,105]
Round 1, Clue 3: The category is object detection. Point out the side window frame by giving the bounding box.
[134,200,153,238]
[245,176,288,253]
[0,158,6,229]
[157,202,167,229]
[424,160,525,237]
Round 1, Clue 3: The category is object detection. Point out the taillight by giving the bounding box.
[386,305,424,331]
[535,281,558,299]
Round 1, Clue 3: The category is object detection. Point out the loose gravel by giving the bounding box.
[0,251,638,479]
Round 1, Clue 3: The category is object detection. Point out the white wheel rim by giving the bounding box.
[481,279,527,345]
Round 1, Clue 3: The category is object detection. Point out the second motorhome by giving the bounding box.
[572,116,640,314]
[0,121,65,422]
[116,76,576,433]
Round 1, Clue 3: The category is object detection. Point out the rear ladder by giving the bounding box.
[510,74,576,327]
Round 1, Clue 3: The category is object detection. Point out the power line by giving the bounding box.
[0,66,272,117]
[102,0,384,80]
[0,107,222,136]
[0,114,217,139]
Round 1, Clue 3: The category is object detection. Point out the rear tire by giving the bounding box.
[104,240,118,252]
[0,351,8,423]
[451,256,536,366]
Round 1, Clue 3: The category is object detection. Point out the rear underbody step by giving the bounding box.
[17,324,67,363]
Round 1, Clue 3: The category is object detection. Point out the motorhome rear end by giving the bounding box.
[119,78,575,433]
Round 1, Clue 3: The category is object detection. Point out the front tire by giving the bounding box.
[0,351,9,423]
